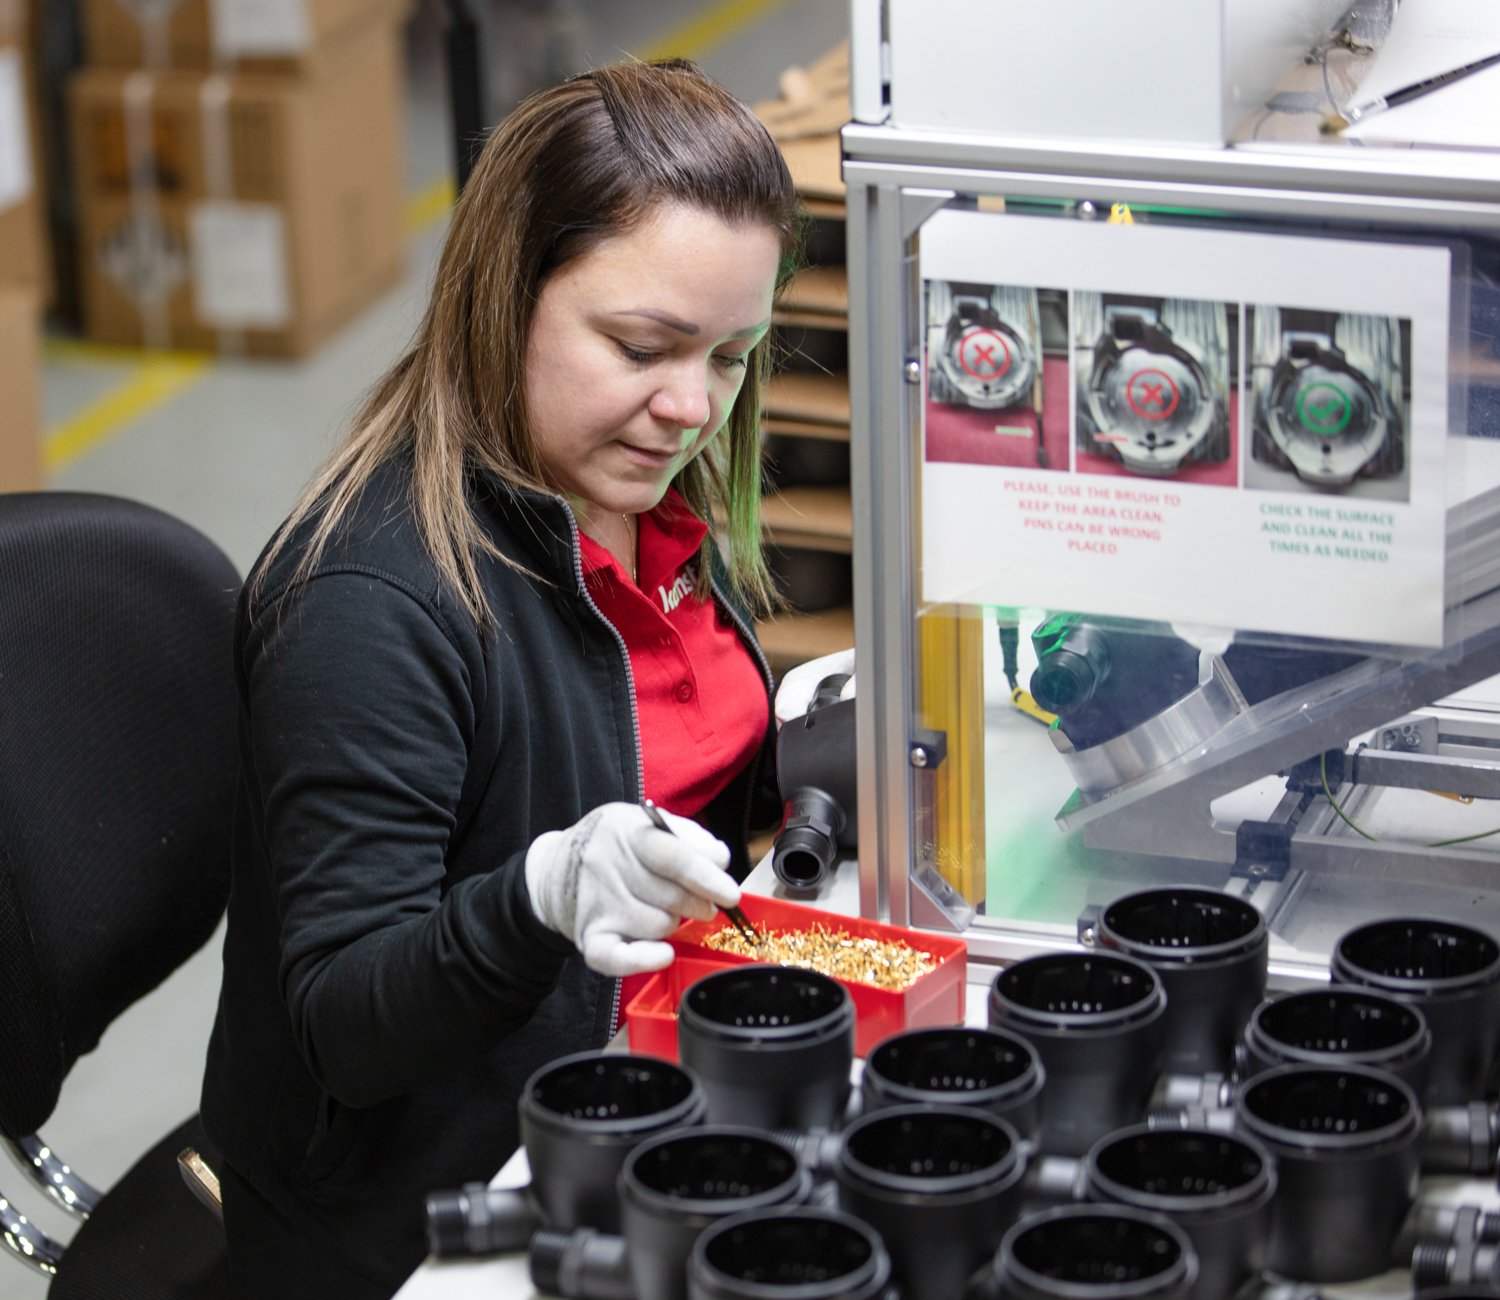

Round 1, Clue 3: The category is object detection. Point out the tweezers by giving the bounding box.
[639,798,762,945]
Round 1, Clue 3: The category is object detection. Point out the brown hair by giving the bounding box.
[257,59,798,624]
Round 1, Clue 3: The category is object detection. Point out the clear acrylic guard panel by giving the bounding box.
[910,194,1500,971]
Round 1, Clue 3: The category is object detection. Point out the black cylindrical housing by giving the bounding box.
[989,952,1167,1155]
[835,1104,1028,1300]
[861,1027,1046,1142]
[1235,1064,1422,1282]
[1084,1125,1276,1300]
[687,1208,892,1300]
[619,1127,811,1300]
[1242,985,1432,1096]
[989,1205,1199,1300]
[1097,888,1268,1077]
[519,1052,707,1233]
[678,966,856,1131]
[1332,918,1500,1105]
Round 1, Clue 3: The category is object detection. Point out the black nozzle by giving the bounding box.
[425,1184,542,1258]
[1423,1103,1500,1175]
[862,1027,1046,1141]
[773,788,844,891]
[990,953,1167,1156]
[1029,622,1112,717]
[992,1205,1198,1300]
[519,1052,706,1234]
[836,1105,1028,1300]
[1243,986,1432,1097]
[530,1228,635,1300]
[1235,1065,1423,1283]
[1332,917,1500,1106]
[1084,1126,1275,1300]
[678,966,855,1131]
[1098,888,1268,1077]
[688,1208,892,1300]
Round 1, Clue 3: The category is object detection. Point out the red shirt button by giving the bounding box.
[675,681,694,703]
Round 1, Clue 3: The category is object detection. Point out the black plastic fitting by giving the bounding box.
[1097,888,1268,1077]
[989,952,1167,1155]
[1235,1064,1423,1282]
[619,1127,812,1300]
[772,677,857,892]
[1082,1125,1276,1300]
[860,1027,1046,1142]
[519,1052,706,1233]
[531,1228,636,1300]
[1423,1102,1500,1174]
[1332,918,1500,1105]
[678,966,856,1130]
[835,1104,1028,1300]
[987,1204,1199,1300]
[425,1183,543,1258]
[686,1208,893,1300]
[1241,985,1432,1097]
[1412,1236,1500,1292]
[1394,1201,1500,1272]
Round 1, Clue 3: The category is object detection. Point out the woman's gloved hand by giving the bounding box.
[524,803,739,976]
[773,647,855,729]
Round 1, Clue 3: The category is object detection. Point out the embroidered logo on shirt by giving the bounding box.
[658,567,694,615]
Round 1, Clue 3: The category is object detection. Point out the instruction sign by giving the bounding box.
[919,209,1452,646]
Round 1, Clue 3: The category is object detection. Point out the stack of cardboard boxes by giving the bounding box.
[71,0,408,356]
[0,0,43,491]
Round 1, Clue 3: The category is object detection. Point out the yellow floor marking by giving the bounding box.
[405,173,457,233]
[44,353,212,473]
[635,0,796,62]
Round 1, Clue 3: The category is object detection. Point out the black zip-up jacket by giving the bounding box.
[200,456,779,1294]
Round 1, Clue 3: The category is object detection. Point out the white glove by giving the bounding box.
[774,647,855,728]
[524,803,740,977]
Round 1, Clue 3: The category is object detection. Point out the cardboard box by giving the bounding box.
[70,14,404,356]
[0,284,43,491]
[82,0,402,74]
[0,1,49,293]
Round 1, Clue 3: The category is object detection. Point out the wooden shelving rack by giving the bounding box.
[752,44,854,678]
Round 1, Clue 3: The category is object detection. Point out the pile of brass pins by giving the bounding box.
[701,924,938,992]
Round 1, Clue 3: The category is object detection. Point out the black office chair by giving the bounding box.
[0,493,243,1298]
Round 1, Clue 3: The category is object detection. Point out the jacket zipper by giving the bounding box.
[564,511,641,1043]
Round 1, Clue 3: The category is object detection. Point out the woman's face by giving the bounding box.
[525,203,780,520]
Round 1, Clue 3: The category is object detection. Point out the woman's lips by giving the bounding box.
[617,441,678,470]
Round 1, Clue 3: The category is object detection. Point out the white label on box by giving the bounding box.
[189,201,292,329]
[208,0,312,59]
[0,48,33,212]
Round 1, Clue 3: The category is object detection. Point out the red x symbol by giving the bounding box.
[1124,368,1180,420]
[957,328,1011,380]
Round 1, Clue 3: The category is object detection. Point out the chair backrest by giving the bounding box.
[0,493,240,1139]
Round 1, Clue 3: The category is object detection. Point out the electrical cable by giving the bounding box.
[1319,751,1500,848]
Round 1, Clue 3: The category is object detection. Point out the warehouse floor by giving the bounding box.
[11,2,846,1291]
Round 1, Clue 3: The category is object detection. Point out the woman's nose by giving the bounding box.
[650,361,713,431]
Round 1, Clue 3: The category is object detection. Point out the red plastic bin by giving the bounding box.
[623,893,966,1061]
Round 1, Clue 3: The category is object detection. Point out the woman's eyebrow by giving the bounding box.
[618,308,700,335]
[614,309,773,340]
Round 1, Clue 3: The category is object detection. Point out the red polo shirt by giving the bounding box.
[576,491,768,819]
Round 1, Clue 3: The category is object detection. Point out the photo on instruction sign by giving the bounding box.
[1073,292,1237,486]
[923,280,1069,471]
[1246,306,1411,502]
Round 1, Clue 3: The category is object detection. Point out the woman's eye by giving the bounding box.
[618,343,658,364]
[715,353,750,372]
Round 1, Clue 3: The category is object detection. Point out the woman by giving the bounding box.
[200,61,796,1298]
